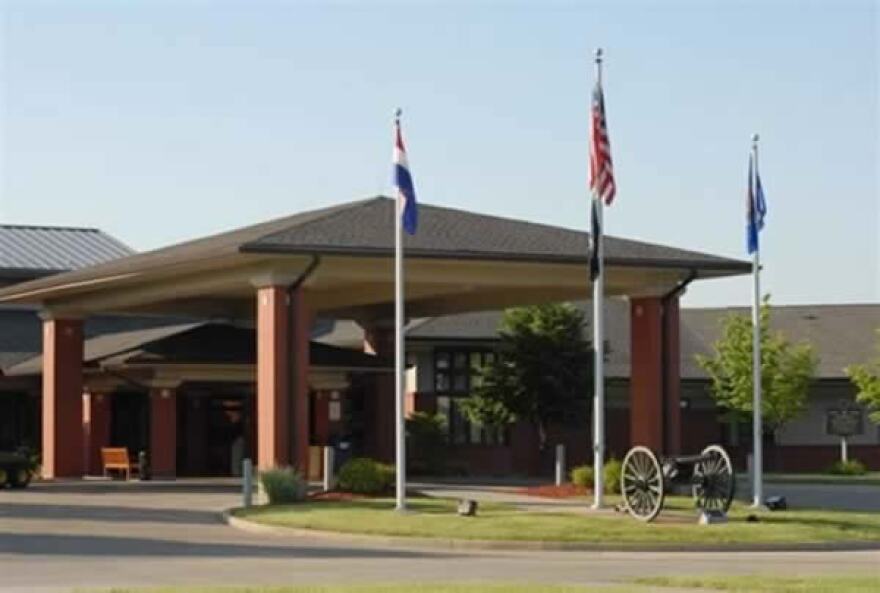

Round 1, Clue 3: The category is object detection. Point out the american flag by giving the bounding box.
[589,81,615,205]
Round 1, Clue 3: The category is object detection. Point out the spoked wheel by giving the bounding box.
[621,446,665,522]
[692,444,735,513]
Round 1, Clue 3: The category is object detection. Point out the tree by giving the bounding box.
[459,303,592,450]
[695,296,817,435]
[846,329,880,424]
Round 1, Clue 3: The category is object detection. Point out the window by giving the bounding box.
[433,348,505,445]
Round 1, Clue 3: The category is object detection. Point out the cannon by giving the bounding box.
[620,444,735,522]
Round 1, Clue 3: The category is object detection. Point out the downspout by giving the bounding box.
[660,270,698,455]
[286,255,322,468]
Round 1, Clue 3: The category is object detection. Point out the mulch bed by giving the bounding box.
[308,490,366,502]
[516,483,590,498]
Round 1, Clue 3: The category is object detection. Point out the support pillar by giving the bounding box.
[42,317,84,478]
[150,387,177,478]
[82,392,110,476]
[290,285,311,474]
[256,286,291,470]
[255,284,311,474]
[629,297,681,454]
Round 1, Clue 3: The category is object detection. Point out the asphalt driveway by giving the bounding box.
[0,480,877,593]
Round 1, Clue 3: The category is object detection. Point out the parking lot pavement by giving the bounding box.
[0,480,878,593]
[761,482,880,512]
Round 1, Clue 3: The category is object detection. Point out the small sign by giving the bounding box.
[328,401,342,422]
[826,402,863,437]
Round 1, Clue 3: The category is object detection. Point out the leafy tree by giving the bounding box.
[695,296,817,435]
[846,329,880,424]
[459,303,592,450]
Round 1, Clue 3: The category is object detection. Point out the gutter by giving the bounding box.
[285,255,322,467]
[660,270,698,455]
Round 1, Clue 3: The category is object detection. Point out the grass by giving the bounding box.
[80,575,880,593]
[234,495,880,546]
[637,575,880,592]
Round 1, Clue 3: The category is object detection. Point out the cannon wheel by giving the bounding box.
[692,444,735,513]
[621,446,665,522]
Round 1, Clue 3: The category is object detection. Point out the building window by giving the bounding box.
[433,348,504,445]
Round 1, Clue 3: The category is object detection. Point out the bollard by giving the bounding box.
[555,444,566,487]
[841,436,849,463]
[242,458,253,508]
[323,446,335,492]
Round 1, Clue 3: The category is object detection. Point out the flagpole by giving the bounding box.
[591,47,606,510]
[750,132,763,508]
[394,108,407,512]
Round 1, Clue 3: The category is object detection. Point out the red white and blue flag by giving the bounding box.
[394,115,418,235]
[589,79,615,281]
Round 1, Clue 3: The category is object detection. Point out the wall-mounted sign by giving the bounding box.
[826,401,863,437]
[328,401,342,422]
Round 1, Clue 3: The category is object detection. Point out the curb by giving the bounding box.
[221,508,880,553]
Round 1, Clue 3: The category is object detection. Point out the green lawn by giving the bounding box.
[637,575,880,593]
[81,575,880,593]
[234,496,880,546]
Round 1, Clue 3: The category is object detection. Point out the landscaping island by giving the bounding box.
[232,495,880,548]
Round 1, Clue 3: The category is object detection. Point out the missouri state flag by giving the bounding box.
[394,114,418,235]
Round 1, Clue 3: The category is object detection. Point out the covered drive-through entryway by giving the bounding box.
[0,196,749,479]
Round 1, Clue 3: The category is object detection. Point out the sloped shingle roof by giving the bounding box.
[0,197,749,301]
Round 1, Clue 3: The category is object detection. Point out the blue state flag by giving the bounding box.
[747,154,767,254]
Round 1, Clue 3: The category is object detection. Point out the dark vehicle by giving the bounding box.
[0,450,34,489]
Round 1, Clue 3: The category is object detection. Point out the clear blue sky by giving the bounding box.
[1,1,877,307]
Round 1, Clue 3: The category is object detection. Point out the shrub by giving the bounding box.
[828,459,867,476]
[603,457,623,494]
[568,459,621,494]
[570,464,594,487]
[407,412,447,475]
[337,457,395,495]
[259,467,307,504]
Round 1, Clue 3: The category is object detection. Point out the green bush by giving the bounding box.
[828,459,867,476]
[337,457,395,495]
[603,457,623,494]
[568,459,621,494]
[259,467,307,504]
[407,412,447,475]
[570,464,594,487]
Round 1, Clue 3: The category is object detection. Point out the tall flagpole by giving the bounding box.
[394,108,407,512]
[750,132,763,508]
[591,48,606,510]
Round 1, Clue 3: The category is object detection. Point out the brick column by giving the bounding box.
[662,297,682,455]
[82,392,110,476]
[256,284,311,473]
[150,388,177,478]
[42,317,84,478]
[290,285,311,474]
[363,324,395,463]
[256,285,291,470]
[629,297,681,454]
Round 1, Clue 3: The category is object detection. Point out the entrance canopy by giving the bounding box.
[0,197,749,319]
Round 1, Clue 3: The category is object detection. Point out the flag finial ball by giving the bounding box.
[594,47,603,62]
[752,132,760,143]
[394,108,402,120]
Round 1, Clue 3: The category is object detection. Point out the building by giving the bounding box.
[0,197,755,479]
[392,301,880,474]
